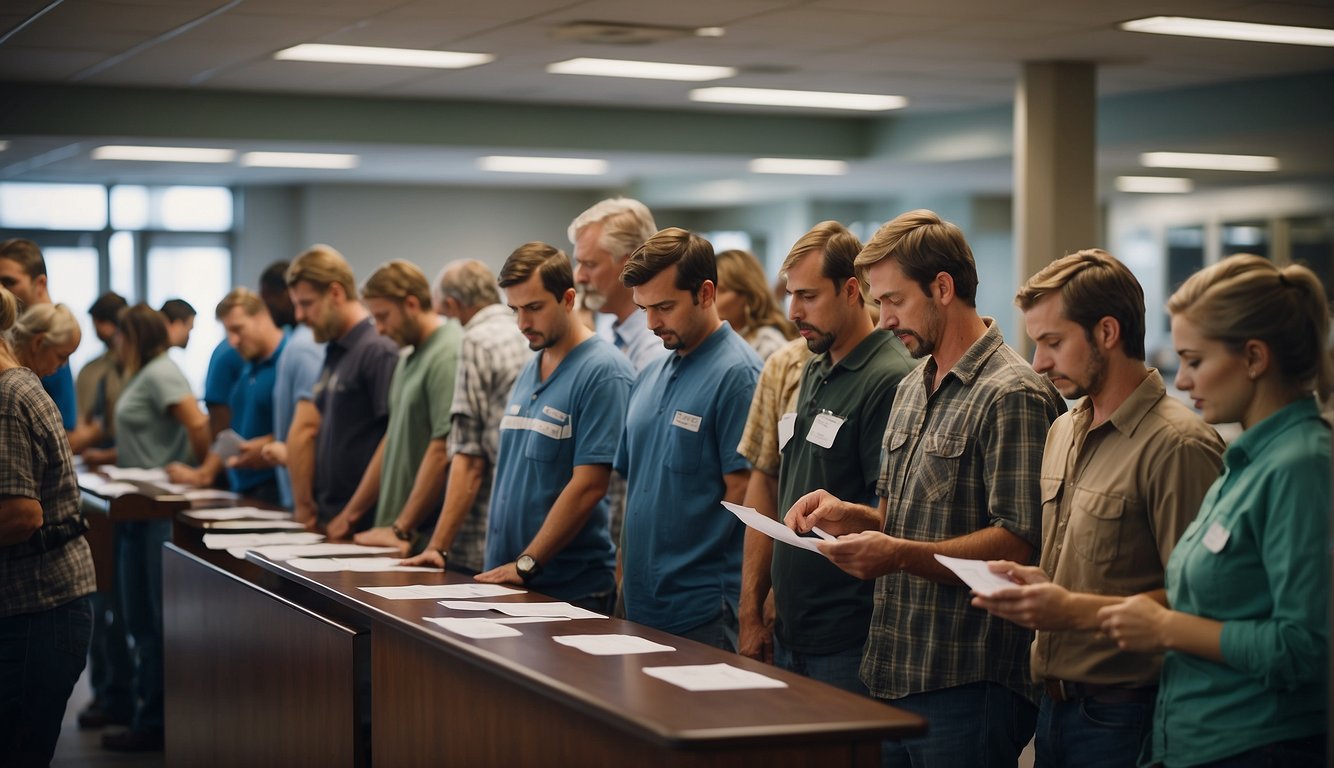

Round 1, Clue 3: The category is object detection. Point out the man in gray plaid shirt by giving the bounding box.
[402,259,530,573]
[787,209,1064,767]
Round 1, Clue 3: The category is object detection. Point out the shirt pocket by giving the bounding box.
[521,418,567,463]
[918,432,967,503]
[665,425,703,474]
[1069,486,1126,563]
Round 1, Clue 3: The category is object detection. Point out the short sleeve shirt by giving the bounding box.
[737,338,811,477]
[41,363,76,430]
[76,351,128,443]
[311,318,398,522]
[863,320,1064,700]
[773,330,914,653]
[225,334,286,494]
[115,353,195,469]
[1033,370,1223,686]
[374,321,462,529]
[0,367,96,616]
[446,304,530,571]
[485,337,632,602]
[272,325,325,509]
[598,308,668,373]
[615,324,761,634]
[204,339,245,406]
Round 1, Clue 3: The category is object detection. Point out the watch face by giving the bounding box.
[517,555,536,574]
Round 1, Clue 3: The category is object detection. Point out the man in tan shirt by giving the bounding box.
[973,249,1224,767]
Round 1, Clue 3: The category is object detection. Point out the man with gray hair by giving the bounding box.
[402,260,531,573]
[569,197,666,372]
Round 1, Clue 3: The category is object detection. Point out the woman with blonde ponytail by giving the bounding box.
[1098,255,1331,767]
[0,286,97,766]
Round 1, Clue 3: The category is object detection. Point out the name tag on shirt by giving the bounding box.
[806,412,845,449]
[672,410,702,433]
[778,412,797,451]
[542,405,568,422]
[1203,521,1230,553]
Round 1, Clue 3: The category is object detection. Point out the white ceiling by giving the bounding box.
[1,0,1332,201]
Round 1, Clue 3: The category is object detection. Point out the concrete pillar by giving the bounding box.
[1014,61,1098,355]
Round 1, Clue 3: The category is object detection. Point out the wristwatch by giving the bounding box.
[516,553,541,583]
[391,523,412,542]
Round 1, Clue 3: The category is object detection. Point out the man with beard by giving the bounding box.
[322,261,461,555]
[738,221,913,692]
[474,243,631,611]
[285,245,398,532]
[970,249,1223,767]
[615,228,761,650]
[786,209,1064,767]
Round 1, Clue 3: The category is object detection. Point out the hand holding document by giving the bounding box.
[722,501,835,554]
[933,554,1019,596]
[642,663,787,692]
[212,428,244,461]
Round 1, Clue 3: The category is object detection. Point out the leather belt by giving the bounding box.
[1044,680,1157,704]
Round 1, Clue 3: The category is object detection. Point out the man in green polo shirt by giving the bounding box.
[325,260,461,554]
[739,221,913,693]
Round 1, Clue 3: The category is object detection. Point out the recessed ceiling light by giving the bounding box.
[1120,16,1334,47]
[274,43,494,69]
[547,57,736,82]
[240,152,360,169]
[92,145,235,163]
[1115,176,1194,193]
[749,158,848,175]
[695,27,726,38]
[690,87,906,111]
[478,156,608,175]
[1140,152,1279,172]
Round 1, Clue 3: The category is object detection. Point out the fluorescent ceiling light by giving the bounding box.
[1121,16,1334,47]
[478,156,608,175]
[690,87,906,111]
[241,151,359,169]
[1115,176,1194,194]
[92,145,235,163]
[1140,151,1279,172]
[547,57,736,81]
[695,27,726,38]
[749,158,848,175]
[274,43,494,69]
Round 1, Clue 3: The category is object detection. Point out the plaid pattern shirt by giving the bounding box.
[863,320,1064,700]
[446,304,531,571]
[0,367,96,617]
[737,338,812,476]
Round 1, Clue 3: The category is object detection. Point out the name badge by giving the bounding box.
[1202,521,1230,554]
[806,412,845,449]
[542,405,568,422]
[777,412,797,452]
[672,410,702,433]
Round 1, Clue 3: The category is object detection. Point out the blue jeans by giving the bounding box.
[116,519,171,734]
[0,595,93,767]
[675,598,738,652]
[882,681,1037,768]
[1197,733,1328,767]
[87,588,134,718]
[1034,692,1153,768]
[773,636,869,696]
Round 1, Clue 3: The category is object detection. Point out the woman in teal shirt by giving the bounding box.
[1098,254,1330,767]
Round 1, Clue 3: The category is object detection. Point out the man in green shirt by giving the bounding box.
[326,260,461,555]
[738,221,912,693]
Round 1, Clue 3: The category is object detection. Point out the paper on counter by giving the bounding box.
[184,507,290,521]
[422,617,524,639]
[288,557,441,573]
[438,600,605,620]
[101,467,170,483]
[359,583,525,600]
[642,663,788,692]
[721,501,835,554]
[77,471,106,488]
[203,531,324,550]
[234,542,397,561]
[212,429,244,461]
[183,488,239,502]
[553,634,675,656]
[207,519,307,530]
[933,554,1018,597]
[90,481,138,497]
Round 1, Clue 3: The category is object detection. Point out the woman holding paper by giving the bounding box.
[102,303,212,752]
[1097,255,1331,767]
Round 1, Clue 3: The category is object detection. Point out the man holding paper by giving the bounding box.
[786,210,1063,767]
[972,250,1223,767]
[738,221,911,693]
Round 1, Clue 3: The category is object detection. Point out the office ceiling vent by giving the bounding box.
[551,21,700,45]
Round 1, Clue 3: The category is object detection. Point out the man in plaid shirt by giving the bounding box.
[787,209,1064,767]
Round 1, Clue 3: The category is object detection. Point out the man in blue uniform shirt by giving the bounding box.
[0,238,77,430]
[615,227,761,650]
[475,242,632,613]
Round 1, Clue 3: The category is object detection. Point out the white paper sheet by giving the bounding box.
[183,507,290,521]
[212,428,244,460]
[182,488,240,502]
[234,542,397,561]
[207,520,307,530]
[358,584,525,600]
[203,531,324,550]
[641,663,788,692]
[933,554,1018,597]
[438,600,605,620]
[76,471,106,489]
[90,481,138,498]
[101,467,170,483]
[553,634,675,656]
[287,557,441,573]
[721,501,835,553]
[422,617,523,639]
